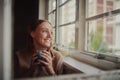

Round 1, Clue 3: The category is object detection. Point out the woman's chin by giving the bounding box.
[44,44,51,48]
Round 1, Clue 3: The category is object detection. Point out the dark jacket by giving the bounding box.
[14,48,64,78]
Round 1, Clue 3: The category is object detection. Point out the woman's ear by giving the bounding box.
[30,31,35,38]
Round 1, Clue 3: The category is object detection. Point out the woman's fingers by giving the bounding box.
[40,53,52,62]
[40,60,48,66]
[31,50,53,68]
[31,54,41,65]
[42,50,51,56]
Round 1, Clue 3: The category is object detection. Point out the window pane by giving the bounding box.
[52,28,56,44]
[87,0,120,17]
[87,14,120,55]
[48,11,56,27]
[48,0,56,13]
[59,0,67,5]
[59,0,76,25]
[60,24,75,48]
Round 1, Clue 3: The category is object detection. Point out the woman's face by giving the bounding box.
[30,22,52,49]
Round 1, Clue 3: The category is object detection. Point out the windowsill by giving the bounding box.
[63,56,104,74]
[15,54,120,80]
[68,51,119,70]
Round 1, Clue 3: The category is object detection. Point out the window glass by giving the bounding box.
[52,28,56,44]
[87,15,120,55]
[48,0,76,55]
[60,24,75,49]
[59,0,67,5]
[59,0,76,25]
[87,0,120,17]
[48,0,56,13]
[48,11,56,27]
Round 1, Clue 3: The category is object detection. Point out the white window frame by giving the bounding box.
[48,0,77,50]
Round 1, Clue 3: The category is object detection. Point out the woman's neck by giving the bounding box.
[33,42,47,51]
[35,45,47,51]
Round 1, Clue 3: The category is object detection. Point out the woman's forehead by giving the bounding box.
[38,22,52,30]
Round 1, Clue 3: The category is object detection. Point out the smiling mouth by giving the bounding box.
[45,39,51,42]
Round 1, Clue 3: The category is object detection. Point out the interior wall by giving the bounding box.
[0,0,4,79]
[13,0,39,52]
[39,0,48,19]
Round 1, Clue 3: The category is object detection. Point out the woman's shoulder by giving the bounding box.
[50,48,63,61]
[14,48,32,68]
[51,48,62,57]
[16,47,33,54]
[51,48,64,74]
[15,48,32,61]
[15,48,28,56]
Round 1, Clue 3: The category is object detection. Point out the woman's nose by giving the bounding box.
[47,32,52,38]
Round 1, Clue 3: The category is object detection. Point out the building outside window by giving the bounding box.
[86,0,120,56]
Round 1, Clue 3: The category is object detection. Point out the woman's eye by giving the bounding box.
[42,30,47,33]
[41,29,52,35]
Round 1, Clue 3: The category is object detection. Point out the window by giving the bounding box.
[59,0,68,5]
[86,0,120,56]
[48,0,56,13]
[48,11,56,26]
[60,24,75,48]
[48,0,56,44]
[48,0,120,57]
[59,0,76,25]
[48,0,76,53]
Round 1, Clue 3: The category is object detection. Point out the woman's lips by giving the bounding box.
[44,39,51,42]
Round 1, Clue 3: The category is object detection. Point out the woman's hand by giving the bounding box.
[31,50,55,75]
[40,50,55,75]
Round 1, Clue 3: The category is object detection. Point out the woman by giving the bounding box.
[14,19,64,78]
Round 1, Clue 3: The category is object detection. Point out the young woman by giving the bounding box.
[14,19,64,78]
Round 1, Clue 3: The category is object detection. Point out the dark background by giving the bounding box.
[13,0,39,52]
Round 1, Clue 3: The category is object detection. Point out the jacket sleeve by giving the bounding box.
[14,52,35,78]
[52,50,64,75]
[14,51,51,78]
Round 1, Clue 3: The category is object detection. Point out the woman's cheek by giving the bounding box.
[43,34,48,39]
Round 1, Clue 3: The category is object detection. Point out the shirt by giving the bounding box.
[14,48,64,78]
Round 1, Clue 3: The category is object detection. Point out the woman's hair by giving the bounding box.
[28,19,51,34]
[26,19,52,50]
